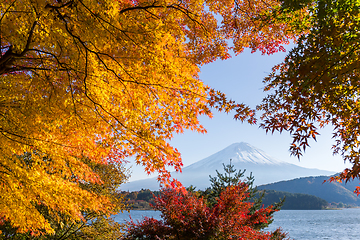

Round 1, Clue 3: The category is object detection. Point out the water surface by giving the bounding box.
[115,208,360,239]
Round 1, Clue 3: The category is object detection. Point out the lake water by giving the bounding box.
[114,208,360,239]
[265,208,360,239]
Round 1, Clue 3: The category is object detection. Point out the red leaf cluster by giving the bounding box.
[123,183,288,240]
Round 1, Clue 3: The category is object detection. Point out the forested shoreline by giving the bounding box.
[122,188,330,210]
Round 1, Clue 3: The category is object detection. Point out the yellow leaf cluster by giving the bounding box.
[0,0,304,234]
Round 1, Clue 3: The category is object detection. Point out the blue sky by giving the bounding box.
[127,48,352,182]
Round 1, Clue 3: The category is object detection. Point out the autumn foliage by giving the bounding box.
[124,184,286,240]
[4,0,360,236]
[123,162,287,239]
[258,0,360,193]
[0,156,128,239]
[0,0,306,234]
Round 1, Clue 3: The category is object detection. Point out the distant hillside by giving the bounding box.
[258,175,360,206]
[123,189,329,210]
[259,190,328,210]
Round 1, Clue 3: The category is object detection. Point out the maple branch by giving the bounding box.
[17,0,205,171]
[0,162,11,176]
[45,0,74,10]
[119,2,164,14]
[40,8,147,121]
[68,0,205,97]
[30,48,76,71]
[0,0,17,23]
[308,42,360,89]
[0,127,78,150]
[0,0,17,55]
[61,220,89,240]
[11,21,36,58]
[56,220,79,240]
[77,0,144,55]
[119,2,206,32]
[0,130,35,147]
[0,20,37,75]
[77,43,133,136]
[4,66,70,73]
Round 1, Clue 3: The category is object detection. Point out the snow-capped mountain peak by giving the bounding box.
[122,142,335,191]
[186,142,281,170]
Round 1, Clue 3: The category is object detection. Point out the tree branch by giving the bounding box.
[45,0,74,10]
[0,20,37,75]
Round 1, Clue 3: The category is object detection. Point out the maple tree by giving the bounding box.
[123,182,287,239]
[200,160,283,230]
[258,0,360,193]
[0,156,128,239]
[0,0,305,235]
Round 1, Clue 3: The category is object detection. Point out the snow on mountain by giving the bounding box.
[186,142,281,170]
[121,142,336,191]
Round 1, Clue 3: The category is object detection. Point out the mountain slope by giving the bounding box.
[258,176,360,205]
[259,190,329,210]
[122,142,335,191]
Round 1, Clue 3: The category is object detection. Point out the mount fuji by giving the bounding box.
[121,142,335,191]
